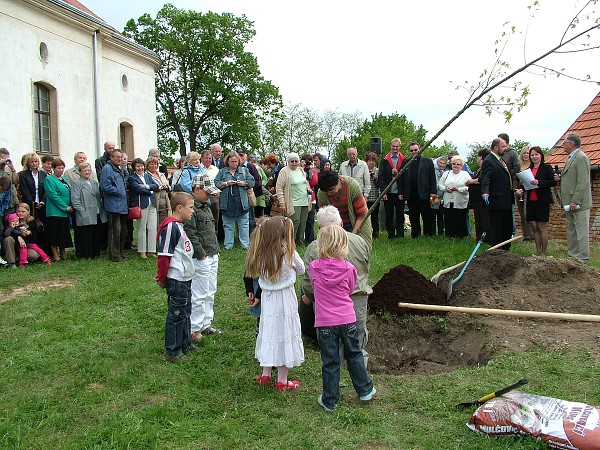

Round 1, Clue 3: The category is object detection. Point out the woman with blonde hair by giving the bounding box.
[147,156,171,225]
[18,152,47,232]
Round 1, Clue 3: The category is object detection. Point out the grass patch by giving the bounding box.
[0,237,598,449]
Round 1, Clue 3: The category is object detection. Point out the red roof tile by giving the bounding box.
[546,90,600,167]
[60,0,104,21]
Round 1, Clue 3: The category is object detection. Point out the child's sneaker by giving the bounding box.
[18,262,27,269]
[191,331,204,344]
[317,395,334,412]
[359,387,377,401]
[43,258,52,265]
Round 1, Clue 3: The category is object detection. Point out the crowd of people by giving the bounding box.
[1,133,592,268]
[1,132,592,413]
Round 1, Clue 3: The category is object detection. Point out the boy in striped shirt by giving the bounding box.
[155,192,197,362]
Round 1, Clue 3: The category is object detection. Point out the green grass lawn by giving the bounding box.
[0,236,598,449]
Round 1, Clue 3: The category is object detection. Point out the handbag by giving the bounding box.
[241,167,257,207]
[246,188,257,207]
[128,194,142,220]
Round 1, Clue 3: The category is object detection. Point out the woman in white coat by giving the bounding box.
[438,155,471,238]
[70,162,107,258]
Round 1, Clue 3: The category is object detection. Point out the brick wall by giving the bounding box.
[516,171,599,242]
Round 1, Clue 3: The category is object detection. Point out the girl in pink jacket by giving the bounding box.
[308,225,375,412]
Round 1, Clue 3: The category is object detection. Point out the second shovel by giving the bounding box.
[447,232,486,300]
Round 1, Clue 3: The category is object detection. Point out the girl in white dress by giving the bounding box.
[246,216,304,391]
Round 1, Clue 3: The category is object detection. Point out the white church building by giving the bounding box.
[0,0,161,167]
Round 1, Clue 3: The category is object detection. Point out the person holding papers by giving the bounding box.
[516,146,556,256]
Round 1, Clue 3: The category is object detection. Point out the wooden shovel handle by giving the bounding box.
[430,235,522,283]
[398,302,600,322]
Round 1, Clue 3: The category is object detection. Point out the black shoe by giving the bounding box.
[164,352,184,363]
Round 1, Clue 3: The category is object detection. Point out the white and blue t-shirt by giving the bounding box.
[158,219,194,281]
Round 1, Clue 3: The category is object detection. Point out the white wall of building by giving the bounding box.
[0,0,160,168]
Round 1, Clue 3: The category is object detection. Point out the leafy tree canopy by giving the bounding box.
[124,4,282,156]
[333,113,454,167]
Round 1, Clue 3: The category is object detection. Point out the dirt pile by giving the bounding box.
[367,251,600,375]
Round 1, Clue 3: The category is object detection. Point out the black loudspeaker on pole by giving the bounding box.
[370,137,382,154]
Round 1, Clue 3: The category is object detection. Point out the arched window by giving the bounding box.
[33,83,51,153]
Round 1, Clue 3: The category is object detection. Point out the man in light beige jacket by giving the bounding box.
[556,133,592,263]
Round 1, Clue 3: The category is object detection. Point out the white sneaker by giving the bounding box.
[317,395,334,412]
[0,256,7,266]
[359,387,377,401]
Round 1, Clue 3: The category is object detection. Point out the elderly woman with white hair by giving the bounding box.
[276,152,310,245]
[438,154,471,238]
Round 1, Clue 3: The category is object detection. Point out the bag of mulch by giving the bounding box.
[467,392,600,449]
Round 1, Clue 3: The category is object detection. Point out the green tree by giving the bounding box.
[124,4,282,156]
[334,112,429,167]
[465,141,490,171]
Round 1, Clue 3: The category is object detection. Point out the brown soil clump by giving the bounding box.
[367,251,600,375]
[369,264,446,315]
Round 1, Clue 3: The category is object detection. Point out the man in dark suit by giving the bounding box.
[398,143,438,237]
[480,137,514,250]
[211,143,224,169]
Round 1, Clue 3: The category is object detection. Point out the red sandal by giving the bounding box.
[275,380,300,391]
[255,375,271,386]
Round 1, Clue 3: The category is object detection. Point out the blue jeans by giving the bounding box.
[222,212,250,249]
[165,278,192,356]
[318,323,373,410]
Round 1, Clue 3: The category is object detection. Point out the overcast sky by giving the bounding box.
[83,0,600,153]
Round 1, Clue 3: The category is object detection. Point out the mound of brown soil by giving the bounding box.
[367,251,600,375]
[369,264,446,315]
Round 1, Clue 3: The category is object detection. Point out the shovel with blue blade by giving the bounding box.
[447,232,486,300]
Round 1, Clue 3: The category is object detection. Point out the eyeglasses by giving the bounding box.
[451,163,462,166]
[289,160,299,163]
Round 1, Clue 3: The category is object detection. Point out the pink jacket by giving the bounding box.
[308,258,357,327]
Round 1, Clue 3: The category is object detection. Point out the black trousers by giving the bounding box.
[443,207,468,238]
[383,195,405,238]
[77,222,101,258]
[488,209,513,250]
[367,201,380,237]
[431,206,444,235]
[407,198,433,238]
[471,203,491,243]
